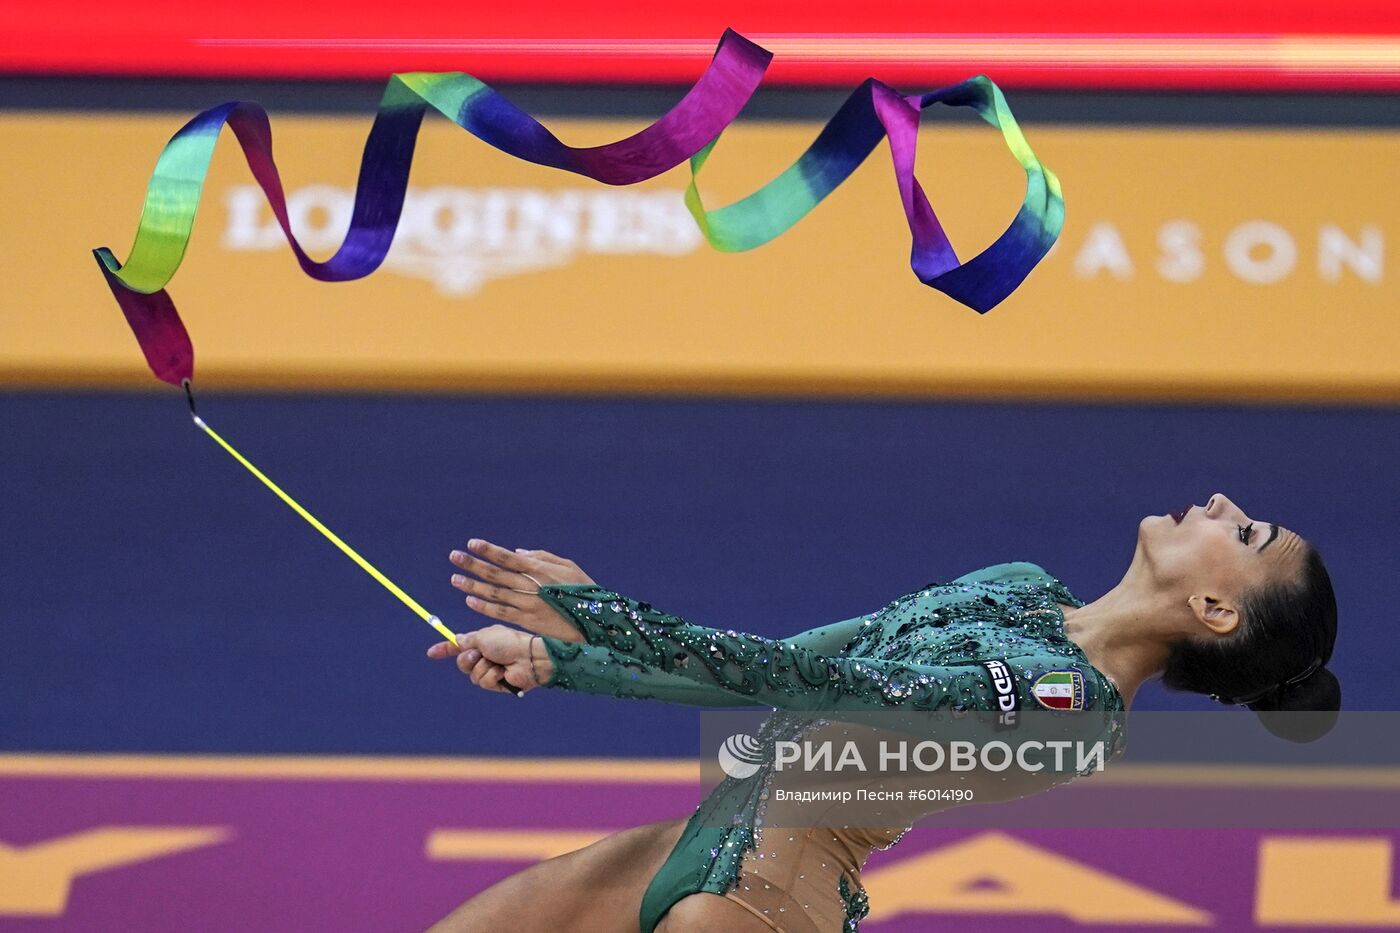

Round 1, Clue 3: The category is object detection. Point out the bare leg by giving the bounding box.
[428,818,687,933]
[654,893,779,932]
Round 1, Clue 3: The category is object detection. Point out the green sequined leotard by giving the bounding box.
[534,562,1127,932]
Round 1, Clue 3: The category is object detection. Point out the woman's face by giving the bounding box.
[1138,493,1306,624]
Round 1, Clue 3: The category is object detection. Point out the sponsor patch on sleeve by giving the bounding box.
[981,659,1021,729]
[1032,669,1087,711]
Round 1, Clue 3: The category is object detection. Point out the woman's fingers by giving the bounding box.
[464,594,519,622]
[470,657,517,693]
[515,547,571,567]
[449,549,537,591]
[518,548,590,580]
[463,538,538,574]
[428,640,484,668]
[481,666,512,693]
[427,640,462,659]
[526,550,591,581]
[436,626,536,693]
[451,573,532,608]
[462,653,501,684]
[500,663,533,694]
[470,656,493,683]
[448,538,594,589]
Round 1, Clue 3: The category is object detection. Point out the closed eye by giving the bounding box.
[1259,523,1281,552]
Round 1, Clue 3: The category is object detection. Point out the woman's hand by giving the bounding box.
[448,538,594,643]
[426,624,555,694]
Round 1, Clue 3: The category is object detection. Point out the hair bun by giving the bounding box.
[1249,666,1341,742]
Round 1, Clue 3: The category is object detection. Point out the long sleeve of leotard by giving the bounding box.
[534,583,1113,715]
[531,589,876,708]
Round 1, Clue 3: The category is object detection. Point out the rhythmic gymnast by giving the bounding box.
[424,492,1340,931]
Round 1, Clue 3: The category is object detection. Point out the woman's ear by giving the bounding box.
[1188,594,1240,635]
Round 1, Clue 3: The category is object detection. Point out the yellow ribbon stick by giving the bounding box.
[191,414,469,654]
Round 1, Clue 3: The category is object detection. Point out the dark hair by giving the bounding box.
[1161,544,1340,742]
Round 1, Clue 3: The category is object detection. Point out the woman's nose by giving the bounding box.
[1207,493,1243,519]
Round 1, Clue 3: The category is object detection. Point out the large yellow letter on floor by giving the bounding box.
[1258,837,1400,925]
[862,831,1212,925]
[0,827,229,916]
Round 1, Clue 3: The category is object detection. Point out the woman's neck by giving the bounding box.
[1059,578,1179,707]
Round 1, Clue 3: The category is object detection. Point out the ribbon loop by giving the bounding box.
[94,30,1063,387]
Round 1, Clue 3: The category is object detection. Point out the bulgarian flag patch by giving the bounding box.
[1032,670,1086,711]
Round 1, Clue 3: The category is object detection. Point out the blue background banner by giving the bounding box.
[3,392,1392,757]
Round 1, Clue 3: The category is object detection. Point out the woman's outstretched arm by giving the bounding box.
[435,543,1088,712]
[430,631,768,707]
[439,538,883,706]
[445,537,890,652]
[519,584,1116,715]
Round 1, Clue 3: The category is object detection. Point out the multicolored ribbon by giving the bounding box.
[94,28,1062,387]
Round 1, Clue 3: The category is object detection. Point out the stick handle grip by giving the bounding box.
[429,616,523,697]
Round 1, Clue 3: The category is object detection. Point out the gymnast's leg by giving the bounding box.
[654,893,780,932]
[428,818,687,933]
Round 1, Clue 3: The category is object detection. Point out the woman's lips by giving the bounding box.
[1169,506,1191,524]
